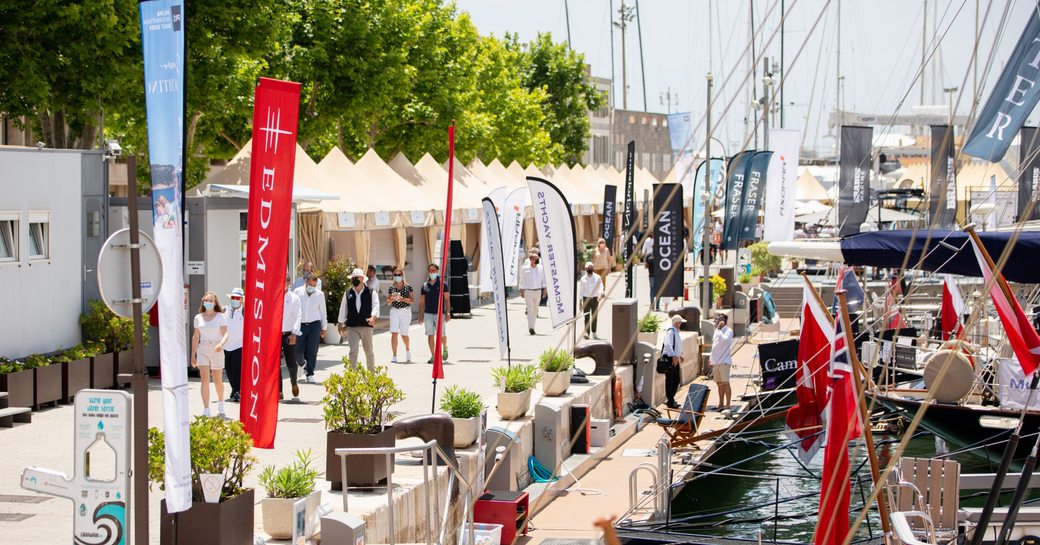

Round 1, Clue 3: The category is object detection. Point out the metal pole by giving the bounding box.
[564,0,572,49]
[763,75,771,150]
[620,0,628,110]
[702,73,713,313]
[780,0,785,128]
[126,156,149,545]
[635,0,648,112]
[609,0,616,110]
[921,0,927,107]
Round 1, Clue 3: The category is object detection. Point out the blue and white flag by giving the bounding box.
[691,158,723,255]
[963,9,1040,162]
[527,177,577,328]
[482,198,510,358]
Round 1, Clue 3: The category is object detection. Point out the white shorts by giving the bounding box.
[196,341,225,370]
[389,308,411,335]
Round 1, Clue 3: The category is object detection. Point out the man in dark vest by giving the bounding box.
[337,267,380,370]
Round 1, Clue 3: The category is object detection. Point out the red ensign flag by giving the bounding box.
[240,77,301,448]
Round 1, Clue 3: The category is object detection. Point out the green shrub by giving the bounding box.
[710,274,728,304]
[52,345,90,363]
[22,354,50,369]
[148,416,256,502]
[637,313,661,333]
[491,364,540,393]
[576,240,593,270]
[0,357,23,374]
[439,386,486,419]
[738,272,752,284]
[749,242,782,273]
[80,300,148,353]
[323,256,356,321]
[323,363,405,434]
[258,449,319,499]
[538,348,574,372]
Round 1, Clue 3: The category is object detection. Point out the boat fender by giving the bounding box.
[923,349,974,403]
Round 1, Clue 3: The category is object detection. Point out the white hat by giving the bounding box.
[585,261,594,268]
[351,268,366,278]
[671,314,687,324]
[228,287,244,298]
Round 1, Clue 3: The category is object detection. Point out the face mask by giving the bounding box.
[230,300,241,309]
[351,278,361,287]
[429,273,438,281]
[306,285,317,294]
[203,302,215,311]
[586,269,594,275]
[393,275,403,282]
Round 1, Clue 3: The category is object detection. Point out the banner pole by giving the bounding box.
[126,156,149,545]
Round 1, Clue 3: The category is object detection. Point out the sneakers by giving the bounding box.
[391,355,398,364]
[427,357,434,364]
[666,401,680,409]
[217,402,225,417]
[291,383,300,398]
[305,375,315,384]
[442,347,449,361]
[229,392,240,402]
[405,351,412,362]
[202,407,211,417]
[529,328,535,335]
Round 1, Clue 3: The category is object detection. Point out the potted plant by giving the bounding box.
[0,357,33,409]
[323,361,404,489]
[25,353,61,410]
[80,300,121,389]
[539,348,574,397]
[439,386,485,448]
[491,364,539,420]
[151,416,257,545]
[710,274,728,308]
[749,241,782,276]
[637,313,662,346]
[322,257,355,345]
[259,449,321,540]
[52,345,92,404]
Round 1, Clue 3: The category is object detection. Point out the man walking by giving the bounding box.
[293,260,322,292]
[293,272,327,383]
[578,261,604,339]
[662,314,685,409]
[281,276,303,399]
[418,263,450,363]
[338,268,380,370]
[519,252,546,334]
[710,314,734,411]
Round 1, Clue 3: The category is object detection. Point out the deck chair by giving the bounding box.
[887,457,960,545]
[655,384,710,449]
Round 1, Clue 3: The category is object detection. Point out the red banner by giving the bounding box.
[432,124,455,382]
[240,77,301,448]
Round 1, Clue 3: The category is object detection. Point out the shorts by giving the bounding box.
[423,313,442,336]
[712,363,731,383]
[389,308,411,335]
[197,341,225,370]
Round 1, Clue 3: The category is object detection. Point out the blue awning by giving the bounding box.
[840,230,1040,284]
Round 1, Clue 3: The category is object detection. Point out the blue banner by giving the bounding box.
[667,112,695,152]
[691,157,723,255]
[722,151,755,250]
[140,0,192,514]
[963,10,1040,162]
[739,151,773,241]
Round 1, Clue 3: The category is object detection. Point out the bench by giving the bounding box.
[0,392,31,427]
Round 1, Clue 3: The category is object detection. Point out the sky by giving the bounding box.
[455,0,1038,156]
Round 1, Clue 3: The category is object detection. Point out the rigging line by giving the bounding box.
[803,5,832,151]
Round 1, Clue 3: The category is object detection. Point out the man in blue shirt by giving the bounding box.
[418,263,450,364]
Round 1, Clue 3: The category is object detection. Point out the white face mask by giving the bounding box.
[203,301,215,311]
[230,299,241,309]
[306,285,316,294]
[429,272,438,280]
[393,275,403,282]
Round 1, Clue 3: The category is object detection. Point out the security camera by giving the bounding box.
[105,140,123,157]
[35,141,45,150]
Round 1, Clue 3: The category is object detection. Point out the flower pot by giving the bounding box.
[496,390,532,420]
[637,331,659,347]
[115,349,135,387]
[324,326,341,345]
[261,490,321,539]
[91,353,115,389]
[326,426,396,490]
[33,364,62,410]
[541,370,573,397]
[0,368,34,409]
[160,489,254,545]
[451,416,479,448]
[62,358,91,403]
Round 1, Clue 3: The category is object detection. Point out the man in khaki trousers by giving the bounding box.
[338,268,380,370]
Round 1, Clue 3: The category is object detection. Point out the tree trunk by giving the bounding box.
[337,119,344,152]
[52,110,66,149]
[38,113,54,148]
[186,111,203,155]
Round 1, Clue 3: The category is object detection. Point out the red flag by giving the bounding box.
[814,310,862,545]
[941,274,965,340]
[785,280,832,463]
[240,77,302,448]
[969,234,1040,375]
[432,124,456,381]
[884,275,906,330]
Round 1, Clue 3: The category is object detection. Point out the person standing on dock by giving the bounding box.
[663,314,686,409]
[519,252,546,334]
[710,314,734,410]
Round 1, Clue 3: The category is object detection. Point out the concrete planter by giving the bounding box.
[637,331,659,347]
[160,489,254,545]
[326,426,396,490]
[33,364,63,410]
[62,358,91,403]
[261,490,321,540]
[541,370,572,397]
[496,390,532,420]
[324,326,341,345]
[91,353,115,389]
[115,349,135,387]
[0,368,34,408]
[451,416,479,448]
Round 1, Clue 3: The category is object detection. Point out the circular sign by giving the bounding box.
[97,228,163,318]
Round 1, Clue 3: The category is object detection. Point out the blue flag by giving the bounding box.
[963,9,1040,162]
[722,151,755,250]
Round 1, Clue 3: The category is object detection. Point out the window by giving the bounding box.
[662,119,669,128]
[652,118,658,127]
[593,135,610,164]
[28,212,49,260]
[0,213,17,262]
[628,115,636,124]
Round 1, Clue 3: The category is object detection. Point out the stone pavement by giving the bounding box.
[0,258,722,544]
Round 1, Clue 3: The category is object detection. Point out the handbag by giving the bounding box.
[655,334,672,374]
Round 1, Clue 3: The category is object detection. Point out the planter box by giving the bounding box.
[324,326,341,345]
[0,369,34,408]
[451,416,479,448]
[91,353,115,389]
[115,349,135,387]
[261,490,321,540]
[326,427,396,490]
[496,390,532,420]
[637,331,659,348]
[33,364,63,410]
[160,489,254,545]
[541,370,572,397]
[62,358,91,404]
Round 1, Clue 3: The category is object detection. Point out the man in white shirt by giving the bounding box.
[281,276,303,399]
[710,314,734,410]
[223,288,246,402]
[293,273,327,383]
[338,268,380,370]
[641,235,654,261]
[578,261,604,339]
[366,264,381,293]
[662,314,685,408]
[293,260,322,292]
[519,252,547,334]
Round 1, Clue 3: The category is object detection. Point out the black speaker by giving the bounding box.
[569,404,591,454]
[448,240,471,316]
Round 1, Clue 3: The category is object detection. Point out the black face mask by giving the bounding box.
[351,278,361,287]
[586,269,594,275]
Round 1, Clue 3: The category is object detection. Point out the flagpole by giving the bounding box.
[836,289,892,541]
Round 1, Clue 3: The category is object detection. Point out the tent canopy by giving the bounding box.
[203,183,338,203]
[796,169,830,201]
[197,139,334,197]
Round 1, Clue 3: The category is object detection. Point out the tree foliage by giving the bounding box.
[1,0,599,187]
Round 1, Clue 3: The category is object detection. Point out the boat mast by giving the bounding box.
[921,0,927,107]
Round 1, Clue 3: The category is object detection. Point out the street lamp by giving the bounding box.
[943,86,959,122]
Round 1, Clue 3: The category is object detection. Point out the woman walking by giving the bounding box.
[592,238,612,294]
[224,288,245,402]
[387,268,414,363]
[191,291,229,417]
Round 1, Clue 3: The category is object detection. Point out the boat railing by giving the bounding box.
[628,463,660,516]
